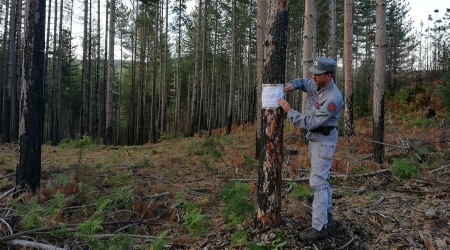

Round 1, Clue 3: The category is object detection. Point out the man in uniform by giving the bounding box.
[278,57,343,242]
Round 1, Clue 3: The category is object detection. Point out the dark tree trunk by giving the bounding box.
[344,0,354,137]
[373,0,387,164]
[256,0,288,229]
[255,0,267,162]
[226,0,236,135]
[137,6,147,145]
[11,0,22,141]
[80,0,88,136]
[104,0,115,145]
[51,0,58,146]
[189,0,202,136]
[0,0,10,137]
[16,0,45,194]
[150,2,159,143]
[2,0,18,143]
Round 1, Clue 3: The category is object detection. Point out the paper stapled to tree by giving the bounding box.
[262,84,284,109]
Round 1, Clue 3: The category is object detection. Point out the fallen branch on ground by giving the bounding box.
[0,220,161,242]
[4,239,65,250]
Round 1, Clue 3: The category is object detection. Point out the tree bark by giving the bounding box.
[51,0,59,146]
[56,0,63,143]
[302,0,314,112]
[189,0,202,136]
[328,0,337,61]
[68,0,74,138]
[80,0,88,136]
[2,0,18,143]
[344,0,354,137]
[256,0,267,162]
[95,0,101,139]
[104,0,115,145]
[137,6,147,145]
[256,0,288,229]
[11,0,22,141]
[373,0,387,164]
[16,0,45,194]
[226,0,236,135]
[0,0,10,137]
[150,2,159,143]
[208,0,218,136]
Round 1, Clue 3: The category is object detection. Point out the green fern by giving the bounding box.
[75,219,103,238]
[10,191,66,230]
[150,230,169,250]
[219,180,255,227]
[289,182,311,198]
[391,158,418,179]
[176,192,209,237]
[231,230,248,248]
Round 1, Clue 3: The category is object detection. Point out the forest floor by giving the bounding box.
[1,100,450,249]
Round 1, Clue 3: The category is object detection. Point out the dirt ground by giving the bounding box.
[0,113,450,249]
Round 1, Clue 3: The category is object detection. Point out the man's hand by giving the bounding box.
[284,83,294,92]
[278,98,291,113]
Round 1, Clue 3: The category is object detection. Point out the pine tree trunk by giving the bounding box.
[88,0,93,137]
[189,0,202,136]
[302,0,314,112]
[344,0,354,137]
[137,7,147,145]
[16,0,45,194]
[256,0,288,229]
[328,0,337,61]
[162,0,168,133]
[126,0,136,145]
[0,0,10,137]
[43,0,51,142]
[51,0,58,146]
[11,0,22,141]
[200,0,208,132]
[255,0,267,162]
[101,0,109,139]
[95,0,101,139]
[208,0,218,136]
[80,0,88,136]
[150,2,159,143]
[373,0,386,164]
[56,0,63,143]
[2,0,17,143]
[226,0,236,135]
[104,0,115,145]
[69,0,74,138]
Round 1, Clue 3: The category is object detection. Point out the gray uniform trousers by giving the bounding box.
[307,132,337,231]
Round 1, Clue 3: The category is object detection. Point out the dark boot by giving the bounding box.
[327,213,335,229]
[298,227,328,242]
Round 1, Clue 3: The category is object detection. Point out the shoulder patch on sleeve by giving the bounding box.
[327,102,337,112]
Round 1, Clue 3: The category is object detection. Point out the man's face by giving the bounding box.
[312,73,332,88]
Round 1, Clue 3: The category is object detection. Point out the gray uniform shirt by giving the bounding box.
[286,78,343,142]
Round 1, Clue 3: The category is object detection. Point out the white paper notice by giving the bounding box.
[262,84,284,109]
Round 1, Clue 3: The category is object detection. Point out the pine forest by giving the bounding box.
[0,0,450,249]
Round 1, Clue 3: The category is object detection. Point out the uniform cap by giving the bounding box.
[309,57,336,74]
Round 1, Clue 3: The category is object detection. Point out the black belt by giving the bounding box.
[308,126,336,136]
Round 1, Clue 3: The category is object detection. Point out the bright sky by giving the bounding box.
[408,0,448,30]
